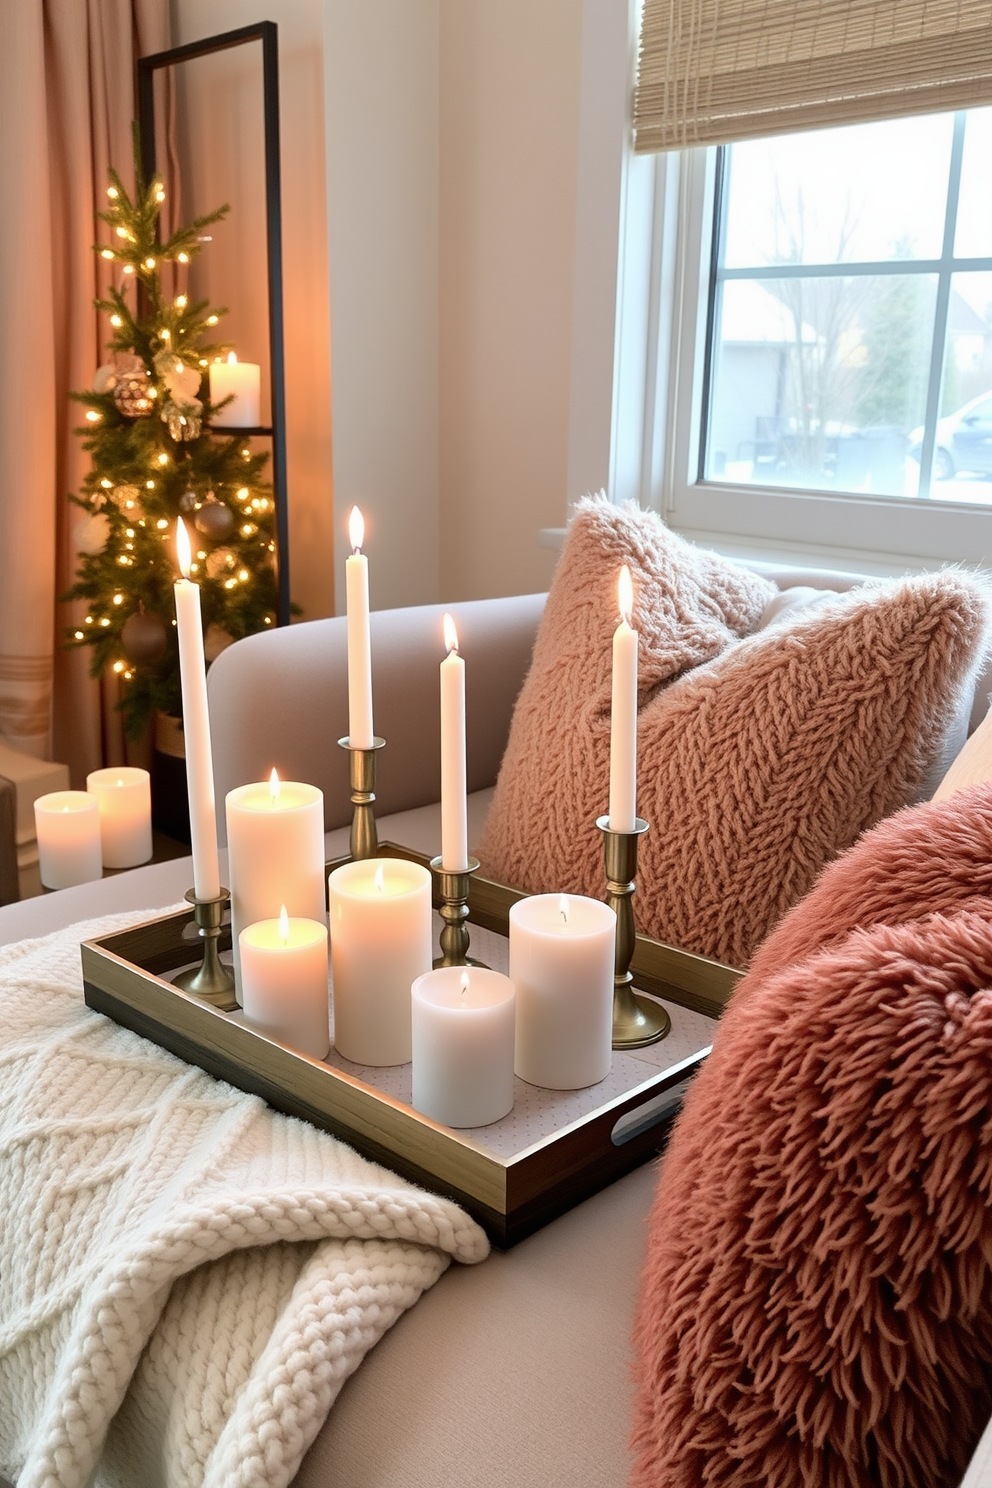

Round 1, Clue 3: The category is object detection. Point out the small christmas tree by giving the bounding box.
[65,147,280,739]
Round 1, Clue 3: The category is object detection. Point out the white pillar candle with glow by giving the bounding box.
[510,893,616,1089]
[440,613,468,871]
[328,857,433,1066]
[226,771,326,998]
[174,519,221,901]
[240,906,330,1060]
[86,766,152,869]
[345,506,374,749]
[34,790,102,889]
[608,564,638,833]
[208,352,261,427]
[411,967,516,1128]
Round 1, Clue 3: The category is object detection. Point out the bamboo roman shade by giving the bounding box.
[633,0,992,153]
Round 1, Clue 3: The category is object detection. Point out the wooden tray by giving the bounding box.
[81,845,741,1246]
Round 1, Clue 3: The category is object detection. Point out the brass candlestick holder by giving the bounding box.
[430,856,486,968]
[173,887,238,1011]
[338,736,386,861]
[597,816,670,1049]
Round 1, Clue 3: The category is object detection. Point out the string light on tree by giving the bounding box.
[64,133,283,738]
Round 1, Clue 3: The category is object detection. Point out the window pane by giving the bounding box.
[927,272,992,503]
[954,111,992,259]
[723,116,954,269]
[706,275,937,497]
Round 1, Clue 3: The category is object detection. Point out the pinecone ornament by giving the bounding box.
[163,397,203,441]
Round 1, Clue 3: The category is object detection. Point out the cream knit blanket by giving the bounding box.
[0,910,489,1488]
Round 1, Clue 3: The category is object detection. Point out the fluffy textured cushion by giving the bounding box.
[477,498,989,966]
[630,783,992,1488]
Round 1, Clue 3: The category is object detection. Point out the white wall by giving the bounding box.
[170,0,629,612]
[437,0,584,601]
[323,0,440,613]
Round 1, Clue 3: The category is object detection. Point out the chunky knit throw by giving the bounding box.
[0,910,488,1488]
[477,496,990,966]
[630,784,992,1488]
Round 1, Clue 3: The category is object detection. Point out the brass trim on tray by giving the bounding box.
[81,845,742,1247]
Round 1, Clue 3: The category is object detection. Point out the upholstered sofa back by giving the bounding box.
[207,593,547,841]
[207,565,991,845]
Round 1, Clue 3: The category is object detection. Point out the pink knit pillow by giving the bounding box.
[477,498,989,966]
[631,787,992,1488]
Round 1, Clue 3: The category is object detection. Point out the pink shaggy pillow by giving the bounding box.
[630,785,992,1488]
[477,498,989,967]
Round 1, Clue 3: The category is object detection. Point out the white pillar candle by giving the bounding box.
[174,519,221,901]
[240,907,330,1060]
[226,772,326,999]
[440,613,468,871]
[510,893,617,1090]
[208,352,261,427]
[86,766,152,869]
[34,790,102,889]
[608,564,638,833]
[328,857,433,1066]
[345,506,374,749]
[412,967,516,1128]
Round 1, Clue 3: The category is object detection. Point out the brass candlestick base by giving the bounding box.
[597,816,670,1049]
[338,736,386,860]
[173,888,238,1010]
[430,856,486,968]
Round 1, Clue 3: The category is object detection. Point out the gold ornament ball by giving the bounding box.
[112,369,154,418]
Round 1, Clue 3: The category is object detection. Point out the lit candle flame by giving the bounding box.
[278,904,289,942]
[559,895,569,925]
[227,351,238,366]
[374,863,385,893]
[349,505,364,555]
[269,767,280,804]
[460,971,470,998]
[176,518,192,580]
[117,778,124,788]
[618,565,634,627]
[443,613,459,655]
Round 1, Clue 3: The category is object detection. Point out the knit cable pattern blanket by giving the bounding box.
[0,909,489,1488]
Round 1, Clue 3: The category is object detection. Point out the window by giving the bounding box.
[662,109,992,571]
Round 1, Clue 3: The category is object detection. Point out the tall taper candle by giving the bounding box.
[440,612,468,872]
[608,564,638,833]
[345,505,374,749]
[174,518,221,901]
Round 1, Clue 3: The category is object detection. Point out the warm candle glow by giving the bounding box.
[349,505,364,554]
[618,565,634,626]
[374,863,385,893]
[460,971,470,998]
[560,895,570,925]
[278,904,290,942]
[227,351,238,365]
[269,767,280,804]
[176,518,192,579]
[443,613,459,655]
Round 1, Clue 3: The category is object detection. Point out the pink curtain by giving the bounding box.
[0,0,174,781]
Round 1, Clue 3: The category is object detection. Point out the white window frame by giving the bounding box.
[660,143,992,575]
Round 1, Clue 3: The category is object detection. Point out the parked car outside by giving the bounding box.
[910,391,992,479]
